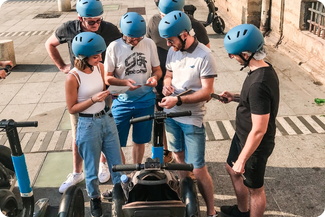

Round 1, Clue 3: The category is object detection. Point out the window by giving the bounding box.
[305,1,325,39]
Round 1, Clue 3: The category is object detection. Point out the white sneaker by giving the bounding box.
[59,172,84,193]
[98,162,110,183]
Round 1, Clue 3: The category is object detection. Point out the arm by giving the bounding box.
[159,77,214,109]
[232,113,269,174]
[45,34,71,73]
[0,70,6,79]
[65,72,109,114]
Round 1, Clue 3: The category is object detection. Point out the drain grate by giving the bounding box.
[34,11,62,19]
[127,7,146,15]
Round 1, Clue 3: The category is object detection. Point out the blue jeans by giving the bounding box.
[165,118,206,169]
[76,113,122,198]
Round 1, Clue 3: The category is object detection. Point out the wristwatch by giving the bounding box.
[176,96,182,106]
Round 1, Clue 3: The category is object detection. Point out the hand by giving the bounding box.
[158,96,177,109]
[0,70,6,79]
[127,79,142,91]
[59,64,71,74]
[144,76,158,87]
[91,90,110,103]
[231,161,245,177]
[220,91,234,103]
[0,60,13,68]
[162,85,174,96]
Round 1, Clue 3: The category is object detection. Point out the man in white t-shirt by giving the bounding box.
[158,11,218,217]
[104,12,162,164]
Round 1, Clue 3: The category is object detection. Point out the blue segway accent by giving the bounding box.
[12,155,33,197]
[152,146,164,163]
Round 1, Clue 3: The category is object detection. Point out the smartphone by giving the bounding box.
[211,93,228,103]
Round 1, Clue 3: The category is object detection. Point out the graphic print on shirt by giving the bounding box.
[125,52,147,76]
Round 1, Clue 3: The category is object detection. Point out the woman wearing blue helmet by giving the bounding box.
[66,32,122,217]
[219,24,280,217]
[104,12,162,165]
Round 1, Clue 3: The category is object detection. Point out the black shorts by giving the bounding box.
[226,133,275,189]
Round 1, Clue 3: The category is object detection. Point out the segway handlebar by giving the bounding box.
[130,111,192,124]
[0,119,38,128]
[112,162,193,172]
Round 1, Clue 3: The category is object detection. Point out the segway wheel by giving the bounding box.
[180,177,200,217]
[111,183,125,217]
[212,16,225,34]
[0,190,19,217]
[0,146,14,171]
[57,185,85,217]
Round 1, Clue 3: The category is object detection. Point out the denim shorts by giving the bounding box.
[227,133,275,189]
[165,118,206,169]
[112,103,154,147]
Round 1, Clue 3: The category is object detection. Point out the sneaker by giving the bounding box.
[98,162,110,183]
[207,211,219,217]
[163,150,173,163]
[220,205,249,217]
[90,197,102,217]
[59,172,84,193]
[101,189,113,201]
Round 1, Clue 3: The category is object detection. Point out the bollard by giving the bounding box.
[0,39,16,66]
[58,0,71,12]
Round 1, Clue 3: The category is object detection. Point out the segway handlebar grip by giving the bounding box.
[164,163,194,171]
[167,111,192,118]
[112,163,143,172]
[0,120,38,128]
[130,115,153,124]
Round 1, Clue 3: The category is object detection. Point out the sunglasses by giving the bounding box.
[83,17,103,26]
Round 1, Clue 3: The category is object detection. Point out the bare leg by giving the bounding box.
[120,148,126,164]
[225,163,250,212]
[72,140,83,173]
[100,153,107,163]
[249,186,266,217]
[194,166,215,216]
[132,142,145,164]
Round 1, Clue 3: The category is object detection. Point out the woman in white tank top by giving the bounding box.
[65,32,122,217]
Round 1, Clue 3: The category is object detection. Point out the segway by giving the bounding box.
[111,111,201,217]
[0,119,84,217]
[184,0,225,34]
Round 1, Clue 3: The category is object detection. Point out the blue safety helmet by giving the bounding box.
[224,24,264,55]
[158,10,192,38]
[76,0,103,17]
[72,32,106,58]
[158,0,185,14]
[120,12,146,38]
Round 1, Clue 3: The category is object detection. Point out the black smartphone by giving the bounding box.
[210,93,228,103]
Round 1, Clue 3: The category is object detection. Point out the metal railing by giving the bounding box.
[307,1,325,39]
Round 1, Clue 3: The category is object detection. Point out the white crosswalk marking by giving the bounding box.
[303,115,325,133]
[277,117,297,135]
[290,116,312,134]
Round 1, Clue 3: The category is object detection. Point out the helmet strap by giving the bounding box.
[178,35,187,51]
[239,53,255,71]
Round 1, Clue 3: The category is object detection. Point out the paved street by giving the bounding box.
[0,0,325,216]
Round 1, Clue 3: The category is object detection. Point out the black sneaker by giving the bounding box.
[101,189,113,201]
[90,198,102,217]
[220,205,249,217]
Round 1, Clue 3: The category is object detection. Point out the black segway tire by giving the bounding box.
[58,185,85,217]
[111,183,125,217]
[0,145,14,171]
[0,189,19,217]
[181,177,200,217]
[212,16,225,34]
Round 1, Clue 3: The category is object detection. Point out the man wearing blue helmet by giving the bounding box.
[104,12,162,165]
[45,0,121,194]
[147,0,211,163]
[219,24,280,217]
[158,10,218,217]
[66,32,122,217]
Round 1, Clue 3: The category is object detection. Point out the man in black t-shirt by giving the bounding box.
[45,0,121,195]
[219,24,280,217]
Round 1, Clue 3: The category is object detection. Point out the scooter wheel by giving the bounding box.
[0,146,14,171]
[111,183,125,217]
[57,185,85,217]
[0,190,19,217]
[212,16,225,34]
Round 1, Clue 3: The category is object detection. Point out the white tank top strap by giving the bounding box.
[68,69,81,85]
